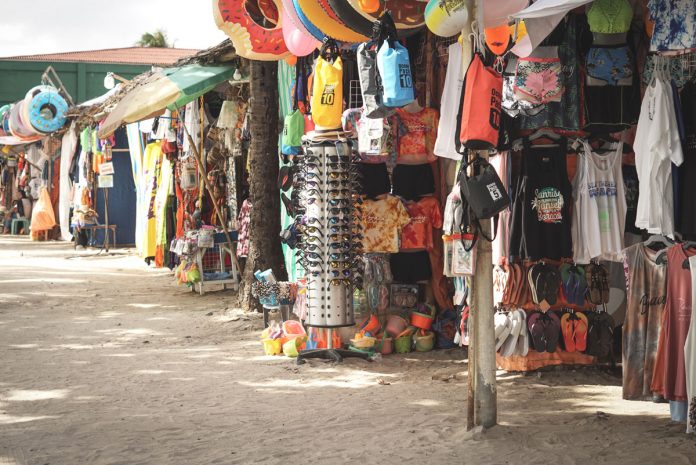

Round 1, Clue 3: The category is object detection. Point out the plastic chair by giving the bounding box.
[11,217,30,235]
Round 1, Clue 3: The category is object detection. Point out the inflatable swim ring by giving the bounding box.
[281,0,320,41]
[214,0,291,60]
[296,0,368,42]
[0,105,10,137]
[27,90,68,134]
[9,101,39,139]
[425,0,468,38]
[292,0,326,40]
[282,7,320,56]
[328,0,378,37]
[345,0,425,33]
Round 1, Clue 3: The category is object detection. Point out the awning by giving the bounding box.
[98,64,235,138]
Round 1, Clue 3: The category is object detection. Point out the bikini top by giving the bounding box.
[587,0,633,34]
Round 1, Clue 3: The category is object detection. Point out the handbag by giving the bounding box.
[310,39,343,130]
[457,153,510,251]
[458,52,503,150]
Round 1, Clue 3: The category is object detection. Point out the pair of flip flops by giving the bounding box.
[560,311,588,352]
[528,263,561,311]
[527,311,561,353]
[501,263,531,307]
[495,309,529,357]
[560,263,587,306]
[585,263,610,305]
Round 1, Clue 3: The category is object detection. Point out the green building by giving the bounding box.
[0,47,198,106]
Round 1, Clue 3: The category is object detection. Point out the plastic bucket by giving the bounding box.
[380,337,393,355]
[283,338,301,357]
[386,315,409,337]
[262,338,282,355]
[411,311,434,331]
[282,320,306,337]
[415,332,434,352]
[394,335,412,354]
[358,314,381,336]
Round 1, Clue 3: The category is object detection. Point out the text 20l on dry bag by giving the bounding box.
[459,53,503,150]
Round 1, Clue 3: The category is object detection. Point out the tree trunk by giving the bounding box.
[241,60,286,312]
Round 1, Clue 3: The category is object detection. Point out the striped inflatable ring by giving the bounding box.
[345,0,425,31]
[328,0,375,36]
[292,0,326,40]
[27,90,68,133]
[297,0,369,42]
[214,0,291,60]
[9,101,39,138]
[425,0,469,38]
[23,85,58,130]
[0,105,10,137]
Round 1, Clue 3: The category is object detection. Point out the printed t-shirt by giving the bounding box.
[649,0,696,52]
[360,195,411,253]
[622,243,667,400]
[400,196,443,251]
[651,245,696,401]
[393,108,439,164]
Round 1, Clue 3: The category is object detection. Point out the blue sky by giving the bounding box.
[0,0,229,56]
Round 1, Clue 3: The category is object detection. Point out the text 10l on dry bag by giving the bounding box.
[377,40,415,108]
[311,55,344,130]
[459,53,503,150]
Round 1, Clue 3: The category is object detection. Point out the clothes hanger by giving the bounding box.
[644,234,674,252]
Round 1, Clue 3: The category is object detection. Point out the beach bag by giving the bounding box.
[357,42,394,119]
[311,40,343,130]
[377,40,415,107]
[282,64,306,155]
[458,53,503,150]
[456,154,509,251]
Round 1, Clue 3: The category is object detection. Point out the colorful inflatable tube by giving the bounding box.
[295,0,369,42]
[214,0,291,60]
[27,90,68,134]
[425,0,469,38]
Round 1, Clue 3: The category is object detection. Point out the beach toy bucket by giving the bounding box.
[379,337,393,355]
[415,332,434,352]
[386,315,409,337]
[262,338,282,356]
[394,335,412,354]
[358,314,381,336]
[283,337,303,357]
[411,311,434,330]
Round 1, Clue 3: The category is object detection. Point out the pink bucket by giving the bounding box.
[385,315,408,338]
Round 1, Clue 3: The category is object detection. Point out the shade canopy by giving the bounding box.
[98,64,235,138]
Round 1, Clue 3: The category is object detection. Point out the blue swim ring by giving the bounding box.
[28,91,68,134]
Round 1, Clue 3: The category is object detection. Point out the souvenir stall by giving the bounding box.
[0,85,69,238]
[78,48,250,293]
[217,0,696,431]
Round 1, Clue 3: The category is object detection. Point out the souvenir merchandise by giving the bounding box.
[676,80,696,239]
[357,41,395,119]
[360,194,410,253]
[648,0,696,52]
[571,139,626,263]
[459,52,503,151]
[294,140,361,327]
[355,162,391,198]
[311,40,344,130]
[509,139,573,261]
[390,251,432,283]
[434,42,464,160]
[392,164,436,201]
[399,196,443,252]
[341,107,391,162]
[393,107,439,164]
[376,39,415,108]
[687,256,696,433]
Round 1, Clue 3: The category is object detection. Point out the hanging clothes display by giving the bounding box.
[509,139,573,261]
[648,0,696,52]
[634,77,684,236]
[434,42,464,160]
[687,255,696,433]
[622,243,667,400]
[572,140,626,263]
[676,80,696,239]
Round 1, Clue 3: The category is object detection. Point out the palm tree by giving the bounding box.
[136,29,171,48]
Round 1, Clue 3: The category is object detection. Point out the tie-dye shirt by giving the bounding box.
[360,195,411,253]
[400,196,443,251]
[649,0,696,52]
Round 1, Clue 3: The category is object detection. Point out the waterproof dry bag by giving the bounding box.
[459,53,503,150]
[376,40,415,108]
[311,41,343,130]
[357,42,395,119]
[282,110,304,155]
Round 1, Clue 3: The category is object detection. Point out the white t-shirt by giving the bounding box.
[434,42,464,160]
[634,78,683,236]
[686,255,696,434]
[572,140,626,263]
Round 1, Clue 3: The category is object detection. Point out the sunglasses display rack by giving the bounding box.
[294,139,363,330]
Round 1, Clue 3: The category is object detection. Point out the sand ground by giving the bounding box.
[0,237,694,465]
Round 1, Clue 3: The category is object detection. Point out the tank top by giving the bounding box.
[651,245,696,401]
[587,0,633,34]
[509,140,573,261]
[622,243,667,400]
[572,141,626,264]
[686,256,696,433]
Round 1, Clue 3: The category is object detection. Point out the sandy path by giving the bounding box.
[0,237,694,465]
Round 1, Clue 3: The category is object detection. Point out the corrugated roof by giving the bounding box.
[0,47,200,66]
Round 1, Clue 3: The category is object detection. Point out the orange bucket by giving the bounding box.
[410,311,434,331]
[358,314,381,336]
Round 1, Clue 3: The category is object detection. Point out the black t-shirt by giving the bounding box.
[510,141,573,261]
[677,81,696,239]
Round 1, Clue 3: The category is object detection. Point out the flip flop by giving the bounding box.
[495,311,512,352]
[500,310,522,357]
[545,311,561,353]
[543,265,561,306]
[514,309,529,356]
[560,312,575,353]
[574,311,589,352]
[528,311,546,353]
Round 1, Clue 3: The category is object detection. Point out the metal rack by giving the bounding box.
[192,241,239,295]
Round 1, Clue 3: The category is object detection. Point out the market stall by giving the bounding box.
[215,0,696,433]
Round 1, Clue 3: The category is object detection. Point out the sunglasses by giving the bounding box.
[328,198,351,206]
[328,207,352,215]
[329,225,351,233]
[303,236,324,244]
[330,269,353,278]
[329,279,351,286]
[301,226,323,235]
[328,241,351,250]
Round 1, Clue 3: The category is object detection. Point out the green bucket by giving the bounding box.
[394,335,412,354]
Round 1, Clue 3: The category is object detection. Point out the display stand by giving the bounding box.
[295,139,368,364]
[191,238,240,295]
